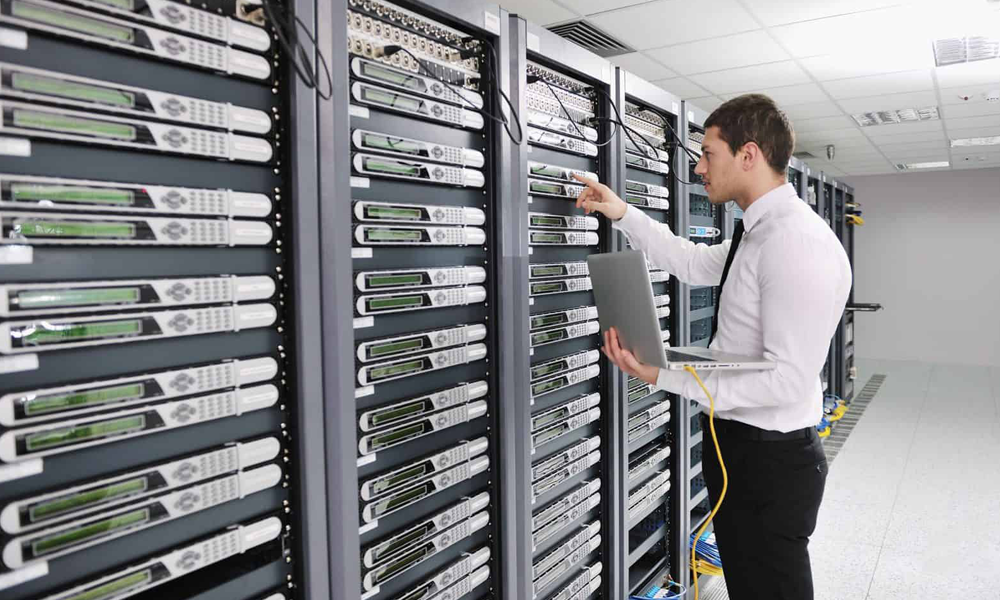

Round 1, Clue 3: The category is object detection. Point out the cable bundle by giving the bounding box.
[690,531,722,577]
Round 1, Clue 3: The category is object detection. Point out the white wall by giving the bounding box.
[845,168,1000,367]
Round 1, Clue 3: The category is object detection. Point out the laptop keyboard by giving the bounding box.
[666,350,716,363]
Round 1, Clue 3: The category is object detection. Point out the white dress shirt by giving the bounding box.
[614,183,852,432]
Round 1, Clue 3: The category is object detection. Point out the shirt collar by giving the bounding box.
[741,182,797,233]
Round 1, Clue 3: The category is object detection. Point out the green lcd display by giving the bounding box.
[532,330,564,344]
[531,233,564,244]
[14,218,136,239]
[531,282,563,294]
[93,0,134,9]
[531,362,564,380]
[531,266,564,278]
[24,415,145,453]
[365,205,424,220]
[377,464,427,495]
[365,273,426,288]
[534,426,563,446]
[15,287,140,309]
[369,360,425,381]
[18,319,142,346]
[368,295,425,311]
[11,0,135,42]
[530,216,564,227]
[628,387,650,403]
[362,87,425,113]
[532,410,564,431]
[371,401,427,427]
[626,182,645,192]
[361,62,425,92]
[531,314,565,329]
[398,579,435,600]
[23,382,145,416]
[365,228,423,243]
[626,196,648,206]
[31,508,149,556]
[374,522,433,562]
[382,483,429,513]
[363,157,424,177]
[29,477,147,522]
[530,164,563,178]
[369,338,424,358]
[530,182,563,195]
[12,72,135,107]
[376,545,429,583]
[362,133,425,156]
[13,109,137,140]
[531,378,563,396]
[63,569,151,600]
[371,423,427,452]
[11,183,135,206]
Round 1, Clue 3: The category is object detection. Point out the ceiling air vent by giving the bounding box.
[547,20,634,58]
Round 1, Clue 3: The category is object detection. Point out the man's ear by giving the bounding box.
[741,142,761,172]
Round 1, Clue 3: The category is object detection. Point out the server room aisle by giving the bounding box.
[809,359,1000,599]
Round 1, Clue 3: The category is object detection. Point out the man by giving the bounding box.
[572,94,851,600]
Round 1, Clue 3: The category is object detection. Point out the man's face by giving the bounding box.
[694,126,741,204]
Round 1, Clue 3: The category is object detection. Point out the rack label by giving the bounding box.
[0,27,26,49]
[0,353,37,374]
[0,137,30,157]
[0,245,31,264]
[483,10,500,34]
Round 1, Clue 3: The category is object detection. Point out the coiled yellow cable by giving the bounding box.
[685,366,728,600]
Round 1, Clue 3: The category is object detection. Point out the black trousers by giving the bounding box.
[699,414,828,600]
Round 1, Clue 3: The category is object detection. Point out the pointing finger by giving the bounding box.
[572,173,601,189]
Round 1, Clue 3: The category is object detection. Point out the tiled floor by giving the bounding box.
[811,359,1000,599]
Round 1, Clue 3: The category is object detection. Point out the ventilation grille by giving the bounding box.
[933,36,1000,67]
[546,20,634,57]
[793,151,817,159]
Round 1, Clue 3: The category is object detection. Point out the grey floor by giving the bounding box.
[810,358,1000,599]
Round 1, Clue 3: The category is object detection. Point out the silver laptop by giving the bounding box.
[587,251,775,371]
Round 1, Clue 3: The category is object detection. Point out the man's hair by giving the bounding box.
[704,94,795,175]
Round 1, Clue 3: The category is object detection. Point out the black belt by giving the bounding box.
[700,413,815,442]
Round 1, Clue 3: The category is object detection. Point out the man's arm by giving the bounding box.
[655,231,847,413]
[614,205,730,286]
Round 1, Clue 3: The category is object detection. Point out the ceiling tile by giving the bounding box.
[947,126,1000,139]
[943,114,1000,131]
[587,0,758,50]
[951,144,1000,155]
[822,69,935,99]
[651,77,710,99]
[799,43,934,82]
[498,0,578,24]
[941,102,1000,119]
[690,61,810,95]
[885,152,951,163]
[835,91,940,115]
[732,83,830,107]
[792,115,857,133]
[934,60,1000,89]
[567,0,654,15]
[645,30,789,75]
[939,83,1000,105]
[796,128,868,143]
[770,7,927,58]
[875,140,949,154]
[862,129,946,144]
[862,120,946,137]
[686,95,725,113]
[742,0,905,27]
[609,52,677,81]
[783,101,844,120]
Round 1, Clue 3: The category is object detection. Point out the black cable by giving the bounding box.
[480,39,525,145]
[528,77,620,148]
[381,45,523,144]
[258,0,332,100]
[629,103,706,186]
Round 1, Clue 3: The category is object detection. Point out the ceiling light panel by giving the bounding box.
[852,107,940,127]
[933,36,1000,66]
[895,161,950,170]
[951,136,1000,146]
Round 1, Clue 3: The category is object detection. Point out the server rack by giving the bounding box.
[0,1,329,599]
[835,183,855,403]
[819,174,837,398]
[616,70,682,598]
[339,2,510,600]
[508,18,618,600]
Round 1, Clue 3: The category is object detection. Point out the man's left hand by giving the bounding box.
[602,327,659,385]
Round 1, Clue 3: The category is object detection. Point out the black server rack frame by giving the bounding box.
[509,17,620,600]
[617,69,682,599]
[819,174,837,403]
[337,2,510,600]
[841,184,856,403]
[0,0,332,599]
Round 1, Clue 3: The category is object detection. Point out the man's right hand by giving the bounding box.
[573,173,628,221]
